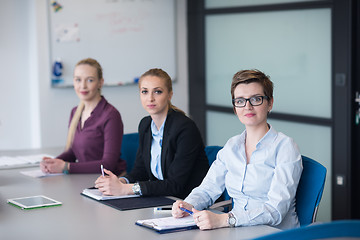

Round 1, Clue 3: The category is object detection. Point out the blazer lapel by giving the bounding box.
[160,113,173,179]
[143,123,153,178]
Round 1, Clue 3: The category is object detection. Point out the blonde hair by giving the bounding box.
[65,58,103,150]
[139,68,185,115]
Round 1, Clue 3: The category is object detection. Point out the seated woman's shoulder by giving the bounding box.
[103,103,122,119]
[275,131,297,145]
[224,134,243,146]
[138,115,153,130]
[168,110,194,124]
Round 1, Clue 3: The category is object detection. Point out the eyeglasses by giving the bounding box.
[232,96,269,108]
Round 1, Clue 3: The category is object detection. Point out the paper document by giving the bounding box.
[136,215,197,233]
[81,188,140,201]
[20,169,64,178]
[0,154,54,169]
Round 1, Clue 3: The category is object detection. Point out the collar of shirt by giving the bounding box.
[77,96,106,130]
[241,124,278,149]
[151,118,166,143]
[89,96,106,117]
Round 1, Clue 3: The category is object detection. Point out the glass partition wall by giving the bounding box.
[187,0,354,222]
[204,6,331,222]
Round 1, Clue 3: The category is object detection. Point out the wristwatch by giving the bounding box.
[228,212,236,227]
[132,182,141,195]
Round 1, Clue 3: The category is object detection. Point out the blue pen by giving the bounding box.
[180,207,193,215]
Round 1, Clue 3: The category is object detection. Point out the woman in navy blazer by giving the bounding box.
[95,68,209,199]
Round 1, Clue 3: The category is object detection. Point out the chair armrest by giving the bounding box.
[209,199,233,212]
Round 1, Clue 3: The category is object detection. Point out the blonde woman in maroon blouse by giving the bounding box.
[40,58,126,175]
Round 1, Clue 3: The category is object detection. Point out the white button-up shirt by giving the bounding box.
[185,125,303,229]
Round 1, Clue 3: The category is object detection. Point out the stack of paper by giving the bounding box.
[0,154,54,169]
[20,169,64,178]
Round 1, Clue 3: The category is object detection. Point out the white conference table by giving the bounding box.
[0,148,280,240]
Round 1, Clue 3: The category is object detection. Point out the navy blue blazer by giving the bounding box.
[125,109,209,199]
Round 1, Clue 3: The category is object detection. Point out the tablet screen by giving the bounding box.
[7,195,62,209]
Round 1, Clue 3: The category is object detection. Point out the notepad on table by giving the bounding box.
[20,169,64,178]
[0,154,54,169]
[136,215,197,234]
[81,188,139,201]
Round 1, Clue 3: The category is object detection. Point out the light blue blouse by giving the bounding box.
[185,125,303,229]
[150,119,165,180]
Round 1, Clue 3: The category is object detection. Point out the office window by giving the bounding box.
[205,8,331,118]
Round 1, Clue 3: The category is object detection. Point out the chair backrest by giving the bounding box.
[296,155,327,226]
[204,146,231,201]
[204,145,222,166]
[252,220,360,240]
[120,133,139,173]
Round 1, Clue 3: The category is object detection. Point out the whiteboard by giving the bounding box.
[48,0,176,87]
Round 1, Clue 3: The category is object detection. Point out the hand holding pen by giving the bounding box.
[171,200,194,218]
[180,207,193,215]
[95,166,132,196]
[179,203,224,230]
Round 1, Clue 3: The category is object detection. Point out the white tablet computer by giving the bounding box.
[7,195,62,210]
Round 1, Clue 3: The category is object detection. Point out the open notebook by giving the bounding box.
[136,215,197,234]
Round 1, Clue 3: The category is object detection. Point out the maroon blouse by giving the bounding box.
[57,97,126,174]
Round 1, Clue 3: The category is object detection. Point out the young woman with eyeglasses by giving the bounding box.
[172,69,303,230]
[94,68,209,199]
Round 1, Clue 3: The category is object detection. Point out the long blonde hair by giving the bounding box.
[139,68,185,115]
[65,58,103,150]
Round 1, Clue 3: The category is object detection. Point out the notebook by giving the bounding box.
[81,188,139,200]
[136,215,197,234]
[81,188,176,211]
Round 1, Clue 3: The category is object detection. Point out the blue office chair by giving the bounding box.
[207,154,327,223]
[120,133,139,173]
[204,145,222,166]
[253,220,360,240]
[296,155,327,226]
[204,146,232,210]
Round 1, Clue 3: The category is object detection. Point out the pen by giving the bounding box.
[101,164,104,177]
[153,207,172,213]
[179,207,193,215]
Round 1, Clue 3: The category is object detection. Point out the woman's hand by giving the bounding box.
[40,157,66,173]
[192,209,229,230]
[95,169,132,196]
[172,200,194,218]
